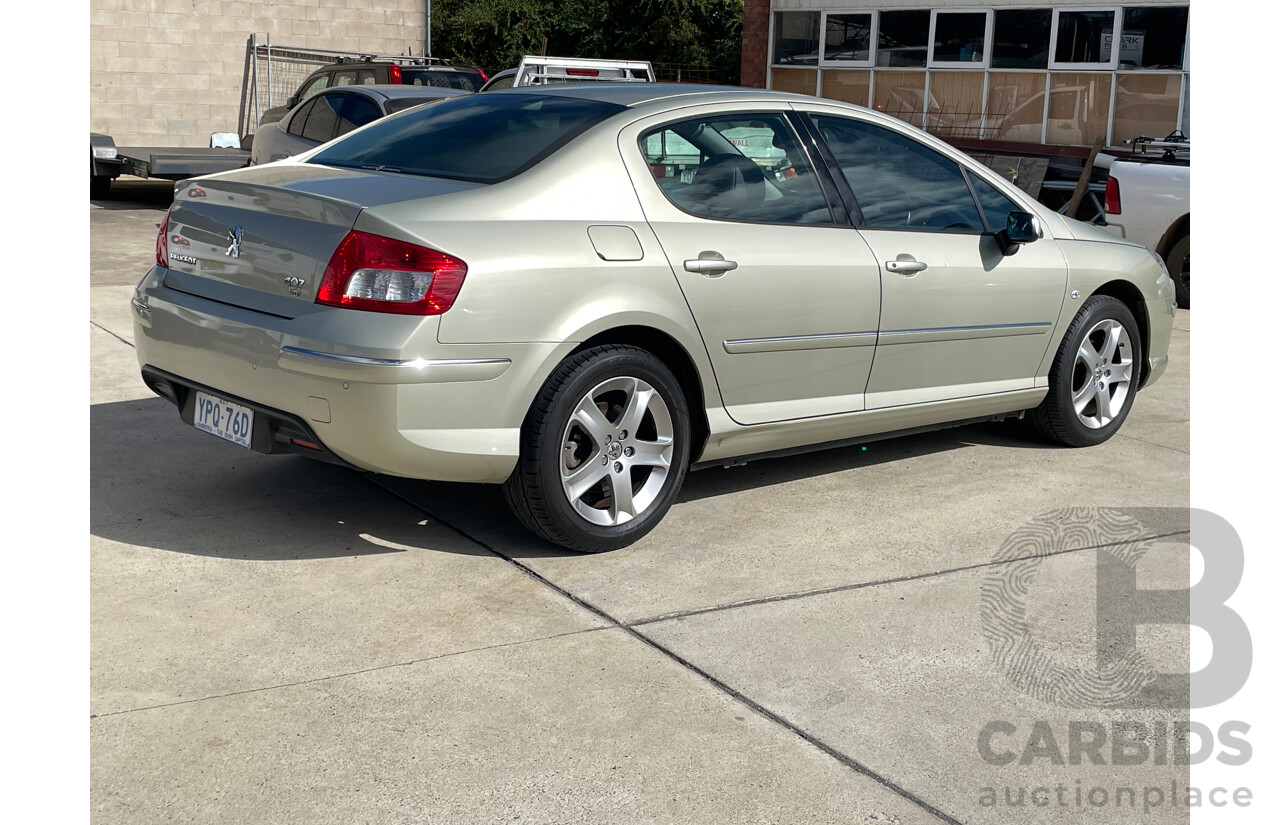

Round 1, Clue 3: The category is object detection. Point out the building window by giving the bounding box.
[1120,6,1189,70]
[931,11,990,66]
[992,9,1052,69]
[1052,9,1119,68]
[878,10,930,68]
[824,13,873,64]
[773,11,821,65]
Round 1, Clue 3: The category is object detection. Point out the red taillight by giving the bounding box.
[388,64,402,84]
[566,68,600,77]
[316,230,467,315]
[155,207,171,267]
[1104,176,1121,214]
[476,68,488,82]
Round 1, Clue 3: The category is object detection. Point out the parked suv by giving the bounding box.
[261,57,486,126]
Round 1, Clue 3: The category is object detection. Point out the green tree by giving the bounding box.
[432,0,742,85]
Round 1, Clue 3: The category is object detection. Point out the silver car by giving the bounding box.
[134,85,1175,552]
[249,85,470,165]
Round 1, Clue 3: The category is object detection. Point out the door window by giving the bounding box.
[337,94,382,136]
[811,115,984,233]
[297,76,329,104]
[285,98,319,137]
[300,93,343,143]
[639,113,833,225]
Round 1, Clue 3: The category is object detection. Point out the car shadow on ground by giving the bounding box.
[92,396,1065,562]
[91,180,174,211]
[90,397,493,561]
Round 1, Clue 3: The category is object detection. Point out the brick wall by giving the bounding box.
[740,0,770,89]
[90,0,428,147]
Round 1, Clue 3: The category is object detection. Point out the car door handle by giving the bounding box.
[885,259,928,274]
[684,258,738,275]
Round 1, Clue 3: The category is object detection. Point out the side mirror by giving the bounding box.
[286,95,297,108]
[997,210,1038,254]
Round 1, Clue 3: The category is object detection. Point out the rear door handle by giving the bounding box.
[885,259,928,274]
[684,258,738,275]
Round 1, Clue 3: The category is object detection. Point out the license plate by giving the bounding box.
[193,391,253,448]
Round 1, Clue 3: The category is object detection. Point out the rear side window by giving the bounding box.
[301,93,343,143]
[309,94,626,183]
[404,69,483,92]
[286,98,319,137]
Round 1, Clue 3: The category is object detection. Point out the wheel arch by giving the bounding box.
[569,325,712,464]
[1088,279,1151,387]
[1156,213,1190,261]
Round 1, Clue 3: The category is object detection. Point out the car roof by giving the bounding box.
[488,82,822,110]
[322,84,472,101]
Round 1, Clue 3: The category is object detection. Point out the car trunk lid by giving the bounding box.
[161,163,483,317]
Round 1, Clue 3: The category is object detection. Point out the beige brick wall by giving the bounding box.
[90,0,428,147]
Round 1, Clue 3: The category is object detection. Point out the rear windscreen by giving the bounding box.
[402,68,483,92]
[308,94,626,183]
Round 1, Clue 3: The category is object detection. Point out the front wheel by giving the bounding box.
[1031,295,1142,447]
[503,345,691,552]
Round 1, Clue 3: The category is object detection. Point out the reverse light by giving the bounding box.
[388,64,403,84]
[1104,176,1121,214]
[316,231,467,315]
[155,206,172,267]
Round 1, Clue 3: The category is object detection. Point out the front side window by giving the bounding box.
[811,115,984,233]
[968,174,1021,232]
[640,114,832,225]
[309,94,626,183]
[297,76,329,104]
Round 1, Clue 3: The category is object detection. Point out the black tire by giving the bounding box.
[503,345,691,553]
[1031,295,1143,447]
[90,174,111,200]
[1164,234,1189,310]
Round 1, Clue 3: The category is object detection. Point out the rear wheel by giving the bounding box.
[1165,234,1189,309]
[1031,295,1142,447]
[503,345,691,552]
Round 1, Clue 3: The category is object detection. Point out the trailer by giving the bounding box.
[90,133,250,199]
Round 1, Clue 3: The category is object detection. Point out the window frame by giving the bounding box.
[819,10,877,68]
[1049,6,1122,71]
[928,8,994,69]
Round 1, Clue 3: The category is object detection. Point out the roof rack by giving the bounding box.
[1128,131,1189,162]
[512,55,656,87]
[333,53,454,67]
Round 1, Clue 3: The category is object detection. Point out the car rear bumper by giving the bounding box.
[133,269,560,483]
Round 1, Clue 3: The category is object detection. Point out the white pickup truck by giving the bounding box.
[1098,136,1190,307]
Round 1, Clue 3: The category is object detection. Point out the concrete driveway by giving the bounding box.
[91,180,1191,824]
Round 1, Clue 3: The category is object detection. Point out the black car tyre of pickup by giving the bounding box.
[1165,234,1190,309]
[1031,295,1143,448]
[503,344,691,553]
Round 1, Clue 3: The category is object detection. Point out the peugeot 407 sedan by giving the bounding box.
[133,85,1176,552]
